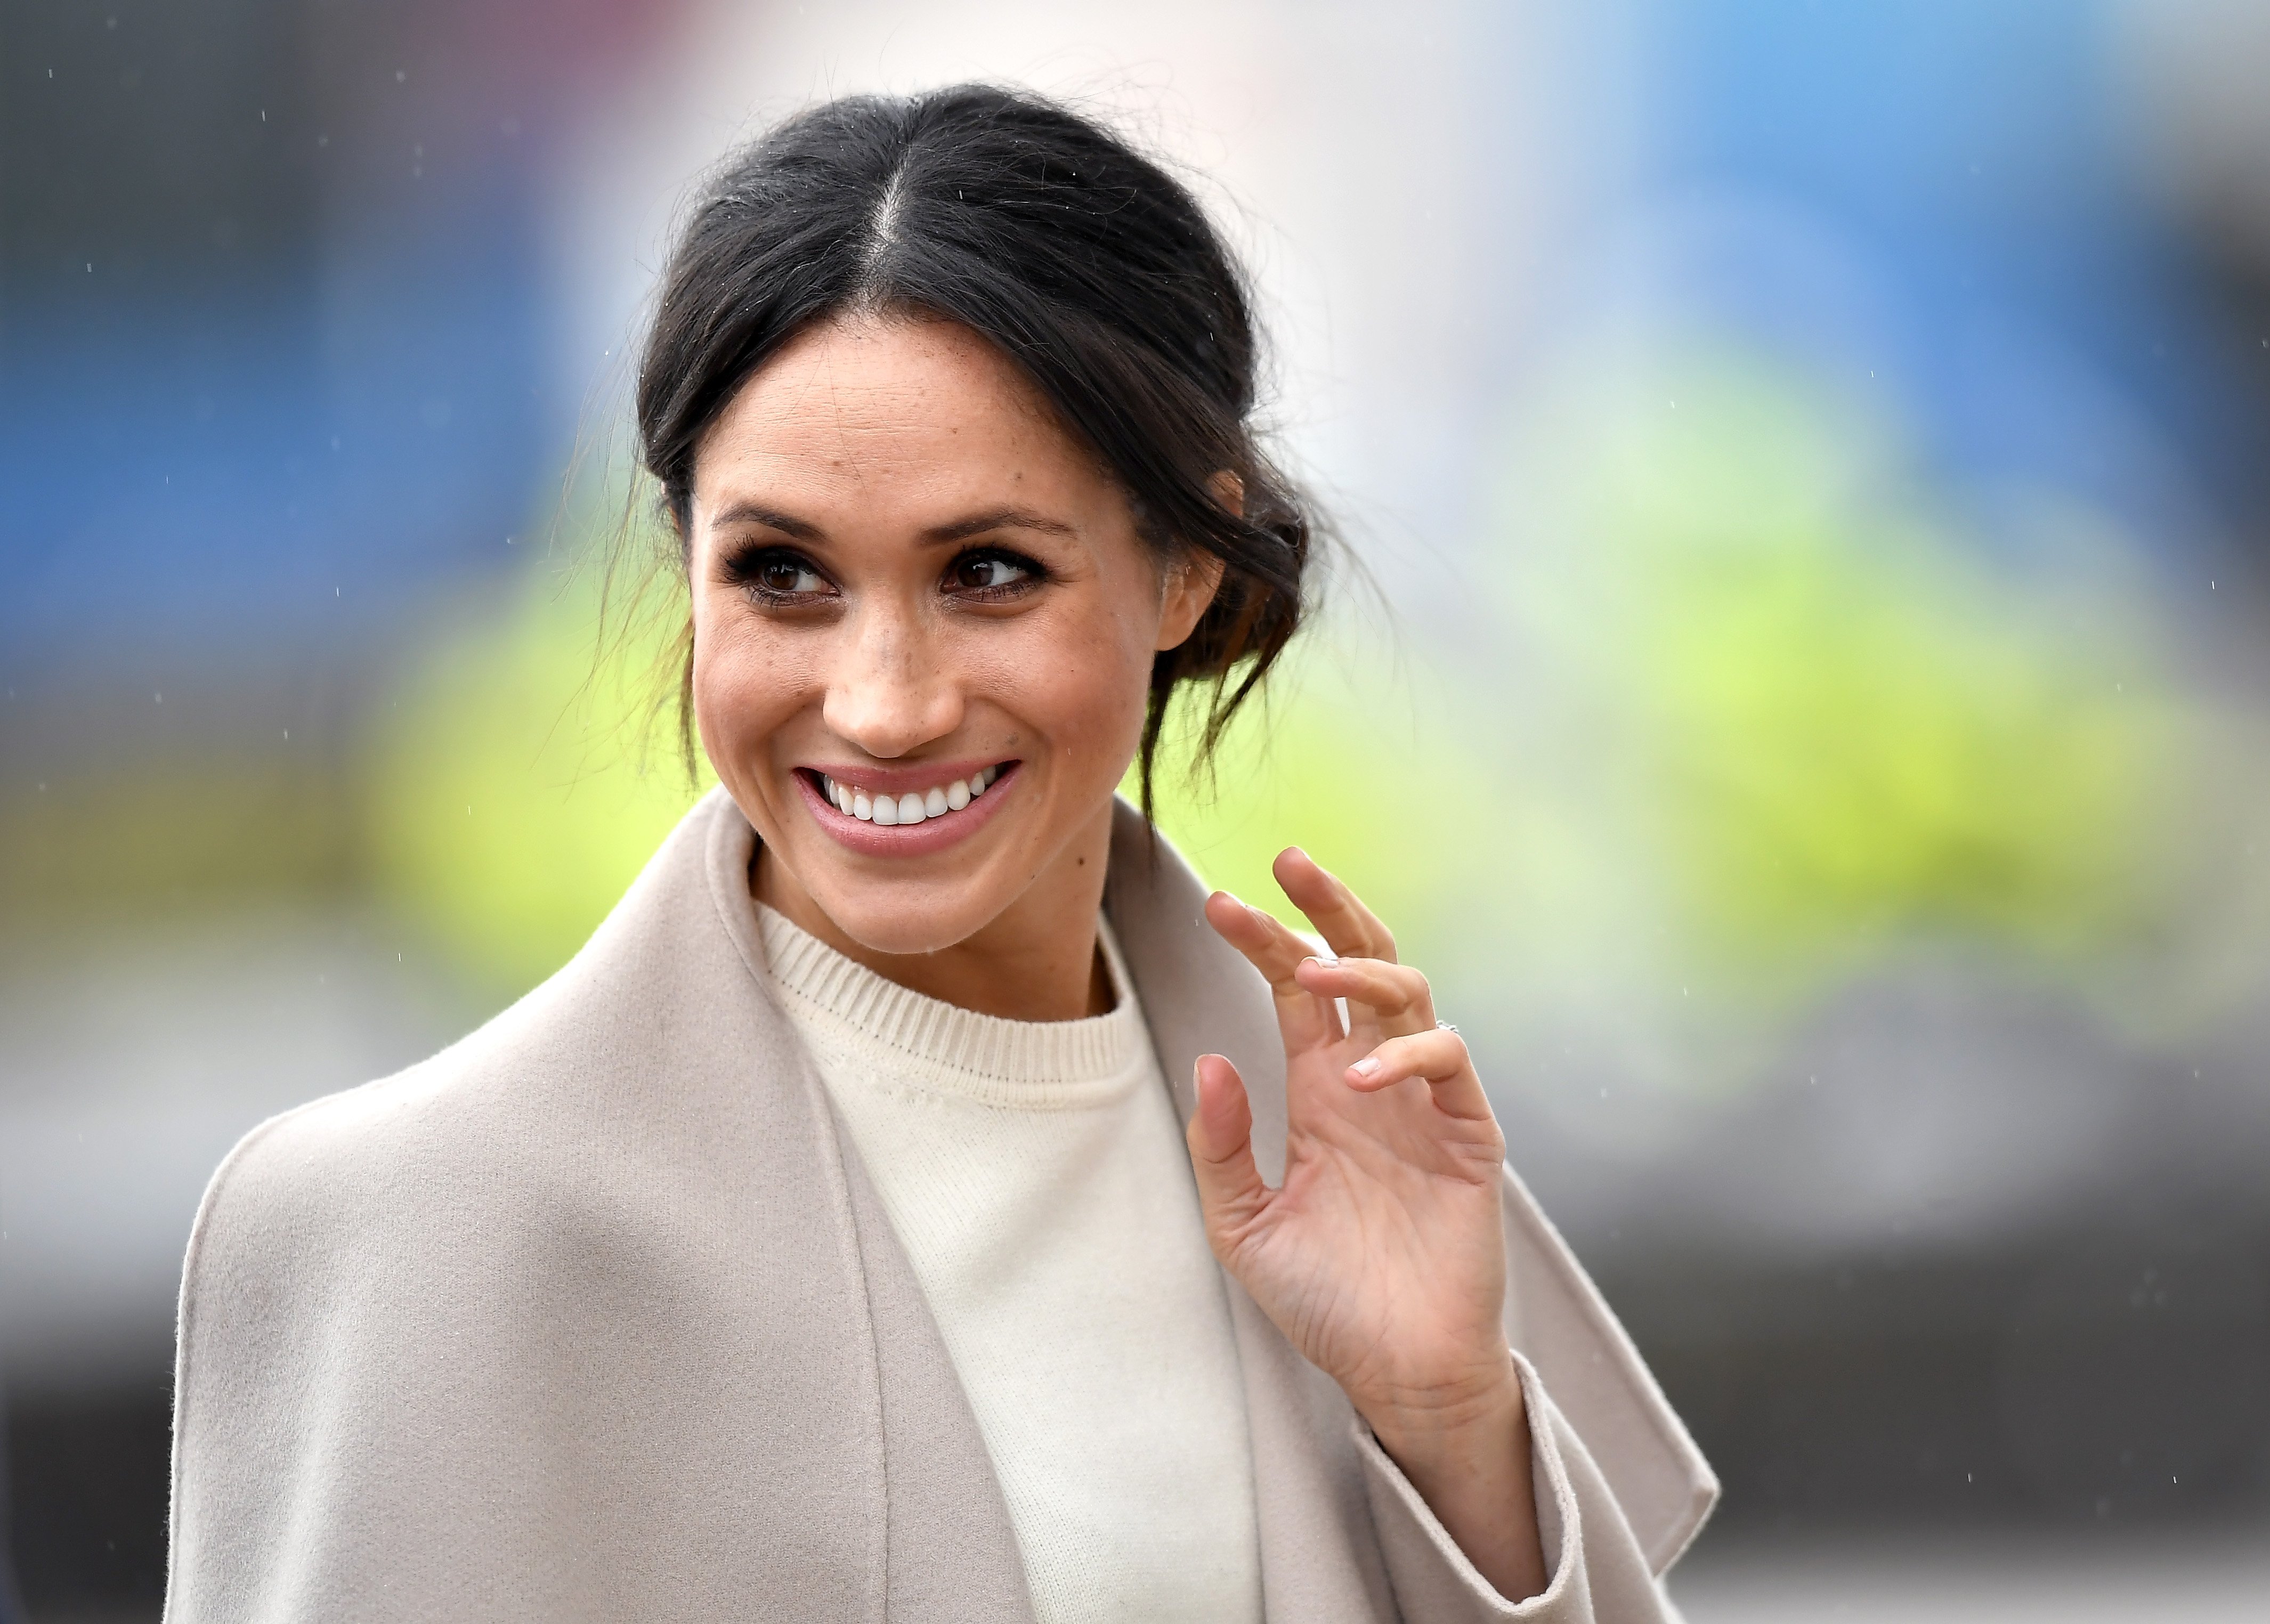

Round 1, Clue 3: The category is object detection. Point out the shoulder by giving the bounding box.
[189,1021,517,1265]
[177,1001,579,1357]
[183,786,773,1305]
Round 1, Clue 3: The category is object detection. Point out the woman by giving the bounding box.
[167,86,1713,1622]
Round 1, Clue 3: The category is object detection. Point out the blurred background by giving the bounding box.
[4,0,2269,1617]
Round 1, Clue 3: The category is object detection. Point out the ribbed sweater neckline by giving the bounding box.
[755,903,1152,1110]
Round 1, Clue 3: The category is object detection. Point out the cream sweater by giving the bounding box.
[757,905,1264,1624]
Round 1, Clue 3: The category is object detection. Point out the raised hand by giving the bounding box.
[1187,848,1547,1602]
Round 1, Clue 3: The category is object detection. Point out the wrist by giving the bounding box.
[1354,1351,1525,1468]
[1358,1354,1548,1604]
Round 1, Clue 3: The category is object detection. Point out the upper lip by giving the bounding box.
[800,758,1014,794]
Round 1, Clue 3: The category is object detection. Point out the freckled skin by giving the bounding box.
[687,313,1218,1021]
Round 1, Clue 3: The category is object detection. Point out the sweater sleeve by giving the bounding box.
[1353,1354,1687,1623]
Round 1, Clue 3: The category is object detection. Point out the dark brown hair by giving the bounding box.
[634,84,1314,812]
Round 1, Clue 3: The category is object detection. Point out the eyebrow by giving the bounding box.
[711,501,824,541]
[709,500,1077,548]
[920,507,1079,546]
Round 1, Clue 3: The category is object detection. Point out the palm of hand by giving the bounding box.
[1189,850,1513,1427]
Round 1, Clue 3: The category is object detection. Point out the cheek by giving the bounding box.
[690,594,813,754]
[1006,595,1158,770]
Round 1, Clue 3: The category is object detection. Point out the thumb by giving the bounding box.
[1186,1053,1271,1252]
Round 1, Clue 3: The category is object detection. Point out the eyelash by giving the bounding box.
[726,545,1049,607]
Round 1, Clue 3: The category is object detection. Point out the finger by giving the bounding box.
[1294,955,1437,1038]
[1203,889,1320,984]
[1204,890,1343,1049]
[1185,1053,1273,1251]
[1344,1029,1496,1124]
[1272,847,1397,964]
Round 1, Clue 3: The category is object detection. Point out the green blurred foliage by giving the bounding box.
[1508,348,2193,999]
[365,558,707,1001]
[1130,643,1507,952]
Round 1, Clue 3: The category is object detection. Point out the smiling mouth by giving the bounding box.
[806,764,1010,826]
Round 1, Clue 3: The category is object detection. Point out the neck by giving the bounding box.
[751,802,1117,1022]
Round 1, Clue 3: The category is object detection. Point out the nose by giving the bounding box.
[820,600,964,759]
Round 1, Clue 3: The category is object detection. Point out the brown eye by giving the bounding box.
[744,551,830,598]
[947,551,1035,593]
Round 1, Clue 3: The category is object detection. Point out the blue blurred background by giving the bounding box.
[5,1,2269,1617]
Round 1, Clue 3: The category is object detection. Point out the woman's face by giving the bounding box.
[687,312,1219,957]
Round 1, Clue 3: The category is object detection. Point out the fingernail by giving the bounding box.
[1350,1056,1382,1079]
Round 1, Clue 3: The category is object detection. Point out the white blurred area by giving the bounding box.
[0,924,452,1388]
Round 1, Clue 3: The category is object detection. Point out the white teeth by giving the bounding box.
[826,767,1008,825]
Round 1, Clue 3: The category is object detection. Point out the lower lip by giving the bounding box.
[796,765,1021,857]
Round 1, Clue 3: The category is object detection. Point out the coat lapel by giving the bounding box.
[702,794,1036,1624]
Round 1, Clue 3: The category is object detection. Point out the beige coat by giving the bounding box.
[166,790,1716,1621]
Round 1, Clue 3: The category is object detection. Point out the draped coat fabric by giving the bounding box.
[166,789,1716,1621]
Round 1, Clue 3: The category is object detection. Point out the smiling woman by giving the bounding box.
[688,314,1228,1017]
[164,86,1714,1623]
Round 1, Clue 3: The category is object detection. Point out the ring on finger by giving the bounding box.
[1436,1019,1458,1034]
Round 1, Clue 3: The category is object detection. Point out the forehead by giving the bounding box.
[691,313,1102,514]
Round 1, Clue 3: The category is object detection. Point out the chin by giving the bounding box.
[810,872,1009,958]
